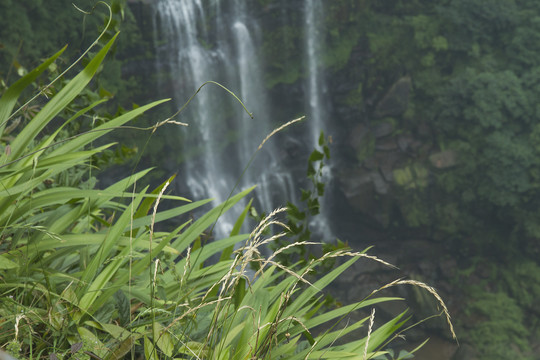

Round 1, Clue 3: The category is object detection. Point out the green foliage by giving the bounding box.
[267,131,344,272]
[464,290,532,360]
[450,257,540,360]
[355,133,375,163]
[322,25,361,71]
[262,25,303,88]
[0,31,447,359]
[0,0,124,78]
[502,260,540,311]
[291,3,540,355]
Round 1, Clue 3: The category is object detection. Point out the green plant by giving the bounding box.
[0,24,455,360]
[463,290,532,360]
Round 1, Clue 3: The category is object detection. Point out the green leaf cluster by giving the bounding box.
[0,29,448,359]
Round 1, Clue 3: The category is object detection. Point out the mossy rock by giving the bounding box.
[393,163,428,189]
[398,196,430,227]
[342,82,364,108]
[322,27,361,71]
[356,133,375,163]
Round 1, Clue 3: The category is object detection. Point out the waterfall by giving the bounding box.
[305,0,327,146]
[304,0,334,241]
[152,0,333,240]
[153,0,298,237]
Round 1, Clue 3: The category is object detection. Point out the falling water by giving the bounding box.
[305,0,328,145]
[304,0,333,240]
[154,0,227,204]
[152,0,334,240]
[153,0,298,237]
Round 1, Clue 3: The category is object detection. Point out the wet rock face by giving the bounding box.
[430,150,458,168]
[371,120,395,138]
[349,123,370,150]
[374,76,412,118]
[413,336,460,360]
[335,167,394,227]
[333,72,460,231]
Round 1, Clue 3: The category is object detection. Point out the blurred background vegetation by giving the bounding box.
[2,0,540,359]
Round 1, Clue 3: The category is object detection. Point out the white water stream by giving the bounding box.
[153,0,330,239]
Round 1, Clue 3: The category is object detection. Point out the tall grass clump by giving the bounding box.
[0,29,455,359]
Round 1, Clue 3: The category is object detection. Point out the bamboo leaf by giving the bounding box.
[0,46,66,136]
[220,198,253,261]
[9,35,119,161]
[0,255,19,269]
[45,99,169,158]
[76,188,147,307]
[170,186,254,253]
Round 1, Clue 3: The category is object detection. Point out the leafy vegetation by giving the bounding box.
[294,2,540,356]
[0,19,455,360]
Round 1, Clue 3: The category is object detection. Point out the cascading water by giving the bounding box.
[304,0,333,240]
[153,0,332,239]
[153,0,298,237]
[305,0,327,145]
[153,0,229,206]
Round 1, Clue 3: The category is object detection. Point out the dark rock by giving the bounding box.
[475,262,492,279]
[418,259,436,276]
[438,258,458,280]
[429,150,458,169]
[438,280,454,294]
[375,151,407,171]
[349,123,370,149]
[363,156,378,169]
[336,168,393,226]
[418,143,434,161]
[412,336,459,360]
[380,164,394,182]
[128,0,152,5]
[283,136,304,160]
[397,134,415,151]
[417,121,432,137]
[338,168,373,196]
[371,171,389,195]
[376,137,398,151]
[372,121,394,138]
[452,343,478,360]
[410,139,423,150]
[375,76,412,118]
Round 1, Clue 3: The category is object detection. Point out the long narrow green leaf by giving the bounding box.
[170,186,255,253]
[220,198,253,261]
[0,168,153,227]
[91,221,190,311]
[33,97,109,152]
[77,187,147,299]
[45,99,169,158]
[183,234,247,270]
[0,143,108,200]
[284,257,359,317]
[0,46,66,135]
[80,232,143,317]
[9,35,119,161]
[134,174,177,220]
[290,297,403,338]
[14,232,182,259]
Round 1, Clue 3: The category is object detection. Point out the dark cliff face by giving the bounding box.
[120,1,445,241]
[123,2,540,357]
[123,1,540,247]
